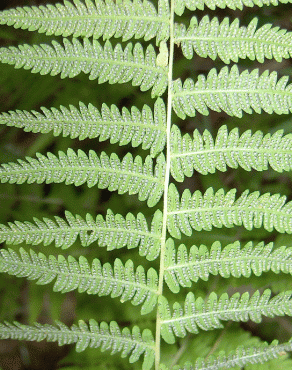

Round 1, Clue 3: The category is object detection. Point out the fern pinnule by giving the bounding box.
[170,338,292,370]
[0,209,162,260]
[172,66,292,119]
[0,319,155,370]
[0,0,170,44]
[159,290,292,344]
[167,185,292,238]
[0,247,158,314]
[175,16,292,63]
[174,0,292,15]
[170,124,292,180]
[164,239,292,292]
[0,39,168,97]
[0,98,166,157]
[0,150,165,207]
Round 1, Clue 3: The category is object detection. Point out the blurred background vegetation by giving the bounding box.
[0,0,292,369]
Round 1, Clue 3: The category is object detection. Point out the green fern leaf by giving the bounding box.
[175,16,292,63]
[0,39,168,97]
[0,150,165,207]
[0,209,162,260]
[0,319,155,370]
[172,339,292,370]
[0,247,158,314]
[167,184,292,238]
[164,239,292,292]
[0,98,166,158]
[174,0,292,15]
[172,65,292,119]
[170,124,292,180]
[159,289,292,344]
[0,0,170,44]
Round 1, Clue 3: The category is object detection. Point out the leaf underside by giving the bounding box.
[0,319,155,370]
[0,39,168,97]
[0,150,165,207]
[0,247,158,314]
[0,0,170,44]
[0,209,163,260]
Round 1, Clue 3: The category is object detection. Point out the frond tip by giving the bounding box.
[0,248,158,314]
[172,66,292,119]
[164,239,292,292]
[0,150,165,207]
[0,98,167,157]
[0,209,163,260]
[159,290,292,344]
[0,319,155,370]
[170,124,292,180]
[0,0,170,44]
[0,39,168,97]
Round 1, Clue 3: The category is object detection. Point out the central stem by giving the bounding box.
[155,0,175,368]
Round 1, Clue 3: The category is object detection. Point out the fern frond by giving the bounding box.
[159,289,292,344]
[167,184,292,238]
[175,16,292,63]
[172,339,292,370]
[172,65,292,119]
[0,0,170,45]
[170,124,292,180]
[0,247,158,314]
[0,319,155,370]
[0,39,168,97]
[0,209,162,261]
[174,0,292,15]
[0,99,166,158]
[164,239,292,293]
[0,150,165,207]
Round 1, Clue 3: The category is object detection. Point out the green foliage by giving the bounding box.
[0,38,168,97]
[170,124,292,178]
[174,0,292,14]
[0,247,158,314]
[164,240,292,290]
[0,0,170,43]
[0,0,292,369]
[159,290,292,343]
[0,150,165,206]
[0,98,167,157]
[0,209,163,259]
[0,319,155,370]
[175,16,292,63]
[172,66,292,119]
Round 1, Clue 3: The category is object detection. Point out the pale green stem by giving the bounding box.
[155,1,175,369]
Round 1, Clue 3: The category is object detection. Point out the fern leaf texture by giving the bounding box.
[167,185,292,238]
[0,0,170,44]
[159,290,292,344]
[0,150,165,207]
[171,339,292,369]
[172,65,292,119]
[175,16,292,63]
[0,247,158,314]
[0,39,168,97]
[0,320,155,370]
[164,239,292,292]
[174,0,292,15]
[0,209,162,260]
[0,98,166,157]
[170,124,292,179]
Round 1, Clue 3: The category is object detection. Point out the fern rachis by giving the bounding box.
[0,0,292,370]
